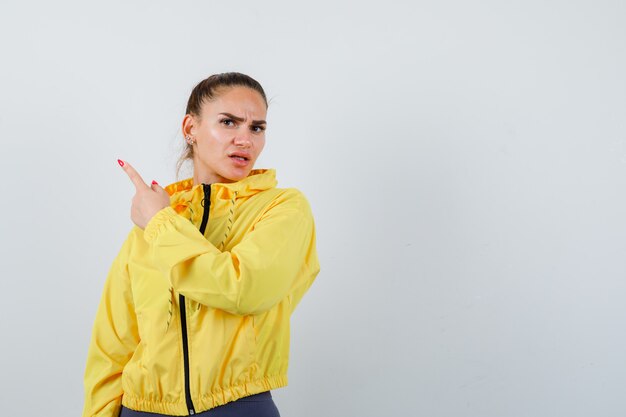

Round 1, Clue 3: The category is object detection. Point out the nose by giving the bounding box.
[233,132,252,148]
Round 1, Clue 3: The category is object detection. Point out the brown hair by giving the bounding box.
[175,72,269,180]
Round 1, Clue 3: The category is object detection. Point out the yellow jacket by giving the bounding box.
[82,168,320,416]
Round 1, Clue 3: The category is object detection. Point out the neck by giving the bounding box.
[193,172,233,185]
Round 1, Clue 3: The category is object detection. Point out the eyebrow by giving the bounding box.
[218,112,266,125]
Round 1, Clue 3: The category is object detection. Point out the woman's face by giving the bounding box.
[184,86,267,184]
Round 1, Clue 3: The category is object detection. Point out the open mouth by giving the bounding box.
[230,155,249,161]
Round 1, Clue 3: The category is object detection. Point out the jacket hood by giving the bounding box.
[163,168,278,215]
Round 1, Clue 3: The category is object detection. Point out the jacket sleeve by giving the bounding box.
[142,190,320,316]
[82,229,140,417]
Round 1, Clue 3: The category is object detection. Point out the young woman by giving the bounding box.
[82,72,320,417]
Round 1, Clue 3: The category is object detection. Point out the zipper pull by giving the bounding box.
[201,183,211,208]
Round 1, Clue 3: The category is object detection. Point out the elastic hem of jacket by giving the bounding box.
[143,206,179,244]
[120,374,288,416]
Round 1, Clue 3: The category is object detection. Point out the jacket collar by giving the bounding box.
[164,168,278,203]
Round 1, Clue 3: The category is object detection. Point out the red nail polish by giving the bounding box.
[118,159,124,167]
[152,180,158,185]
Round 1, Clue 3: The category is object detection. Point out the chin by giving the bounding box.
[222,169,252,182]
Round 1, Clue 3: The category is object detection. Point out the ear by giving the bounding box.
[181,113,197,138]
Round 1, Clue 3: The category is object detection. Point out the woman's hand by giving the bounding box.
[118,159,171,230]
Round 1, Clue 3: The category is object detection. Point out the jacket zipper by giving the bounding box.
[179,294,195,415]
[179,183,212,415]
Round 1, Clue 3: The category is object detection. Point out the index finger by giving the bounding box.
[118,159,150,191]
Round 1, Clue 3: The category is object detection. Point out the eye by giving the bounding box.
[252,125,266,133]
[220,118,235,127]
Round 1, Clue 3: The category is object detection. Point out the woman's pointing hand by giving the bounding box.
[118,159,171,230]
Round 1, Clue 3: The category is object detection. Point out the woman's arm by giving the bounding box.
[143,189,320,316]
[82,231,139,417]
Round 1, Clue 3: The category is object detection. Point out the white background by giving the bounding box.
[1,1,626,416]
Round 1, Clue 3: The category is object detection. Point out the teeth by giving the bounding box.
[233,156,246,161]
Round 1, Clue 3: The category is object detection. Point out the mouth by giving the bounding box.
[228,152,252,167]
[229,152,251,161]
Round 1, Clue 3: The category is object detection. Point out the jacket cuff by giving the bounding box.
[143,206,179,244]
